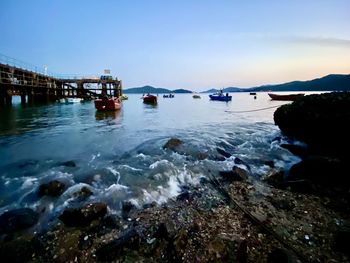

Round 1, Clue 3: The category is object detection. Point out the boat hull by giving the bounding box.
[209,94,232,101]
[268,93,305,101]
[143,95,157,104]
[94,98,122,111]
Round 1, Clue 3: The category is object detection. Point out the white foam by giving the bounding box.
[21,177,38,189]
[136,153,147,159]
[118,165,142,171]
[149,160,170,169]
[106,183,128,192]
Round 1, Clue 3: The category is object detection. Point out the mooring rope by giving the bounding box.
[225,104,288,113]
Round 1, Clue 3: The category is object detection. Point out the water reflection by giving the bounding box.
[143,103,158,109]
[95,110,121,121]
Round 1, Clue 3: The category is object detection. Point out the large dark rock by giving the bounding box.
[219,166,249,182]
[274,92,350,159]
[163,138,183,151]
[0,236,44,263]
[267,247,299,263]
[60,160,76,167]
[38,180,66,197]
[288,156,348,187]
[280,144,308,158]
[0,208,39,233]
[334,225,350,255]
[95,228,140,261]
[216,147,232,158]
[59,203,107,227]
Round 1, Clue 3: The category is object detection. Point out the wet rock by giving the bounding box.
[176,191,190,202]
[216,147,232,158]
[0,236,40,263]
[102,215,122,229]
[38,180,66,197]
[267,247,299,263]
[334,225,350,255]
[263,169,284,187]
[237,239,248,263]
[196,152,209,160]
[220,166,249,182]
[173,228,188,258]
[280,144,308,158]
[122,201,135,216]
[207,237,237,261]
[234,157,251,170]
[264,160,275,168]
[283,180,315,194]
[96,228,140,261]
[59,202,107,227]
[18,160,38,169]
[270,198,295,210]
[60,160,76,167]
[0,208,39,233]
[72,186,93,200]
[153,222,169,240]
[163,138,183,151]
[274,92,350,159]
[288,156,348,187]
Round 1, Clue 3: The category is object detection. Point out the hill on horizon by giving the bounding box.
[124,74,350,94]
[200,74,350,93]
[123,85,192,94]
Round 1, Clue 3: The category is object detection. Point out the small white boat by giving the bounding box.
[65,98,82,104]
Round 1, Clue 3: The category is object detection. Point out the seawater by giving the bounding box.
[0,92,304,223]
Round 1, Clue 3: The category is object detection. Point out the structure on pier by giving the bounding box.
[0,54,122,106]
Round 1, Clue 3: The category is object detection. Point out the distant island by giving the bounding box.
[123,74,350,94]
[123,85,192,94]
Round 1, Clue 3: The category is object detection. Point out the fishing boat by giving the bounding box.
[268,93,305,101]
[209,91,232,101]
[120,94,128,100]
[94,96,122,111]
[59,98,82,104]
[192,94,201,99]
[143,94,157,104]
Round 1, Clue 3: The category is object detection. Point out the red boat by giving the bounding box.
[143,94,157,104]
[268,93,305,101]
[94,97,122,111]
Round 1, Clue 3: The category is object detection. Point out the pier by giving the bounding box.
[0,53,122,106]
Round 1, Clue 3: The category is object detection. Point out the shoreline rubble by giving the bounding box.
[1,92,349,262]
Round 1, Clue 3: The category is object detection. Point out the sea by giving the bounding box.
[0,92,307,230]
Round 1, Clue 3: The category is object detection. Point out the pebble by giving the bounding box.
[84,235,89,241]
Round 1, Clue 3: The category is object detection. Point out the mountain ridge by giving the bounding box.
[123,74,350,94]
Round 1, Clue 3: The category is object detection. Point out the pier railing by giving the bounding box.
[0,53,98,80]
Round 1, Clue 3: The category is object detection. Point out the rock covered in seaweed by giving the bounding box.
[274,92,350,159]
[0,208,39,233]
[59,203,107,227]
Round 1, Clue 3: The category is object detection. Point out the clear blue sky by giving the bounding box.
[1,0,349,91]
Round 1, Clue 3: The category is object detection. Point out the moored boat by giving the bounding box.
[209,91,232,101]
[192,94,201,99]
[163,94,174,98]
[120,94,128,100]
[143,94,157,104]
[94,96,122,111]
[268,93,305,101]
[249,92,257,95]
[60,98,82,104]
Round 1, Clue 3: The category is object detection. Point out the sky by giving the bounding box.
[0,0,349,91]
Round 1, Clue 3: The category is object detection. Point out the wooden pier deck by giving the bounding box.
[0,54,122,106]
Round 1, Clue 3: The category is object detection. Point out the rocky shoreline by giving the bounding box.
[1,92,350,262]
